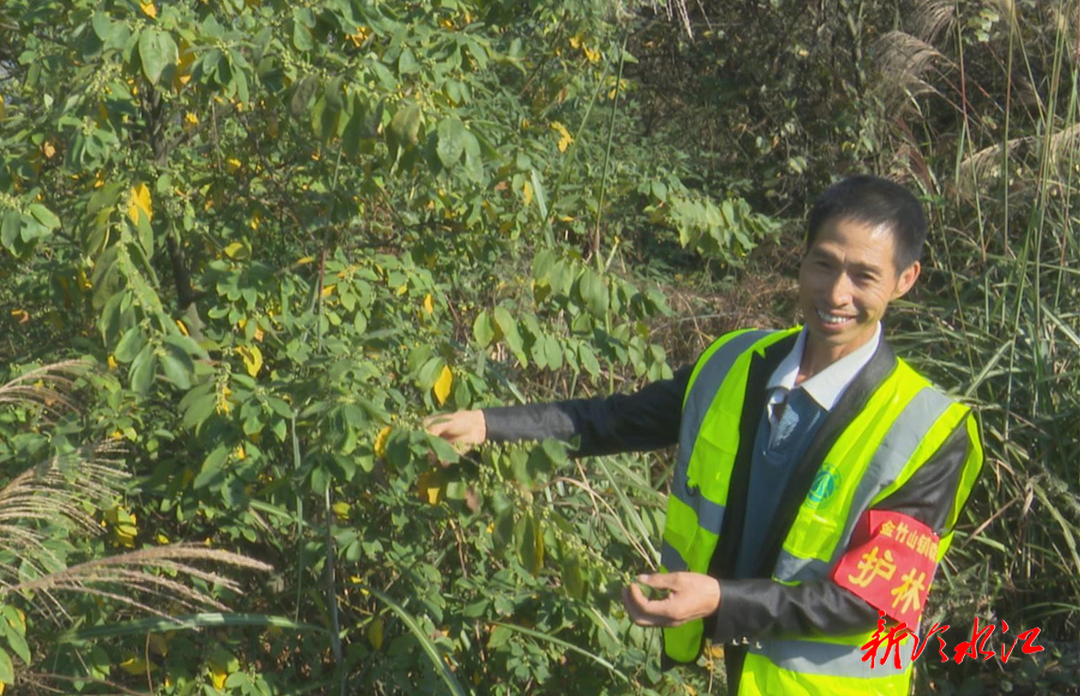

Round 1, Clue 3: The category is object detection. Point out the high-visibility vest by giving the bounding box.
[660,328,983,695]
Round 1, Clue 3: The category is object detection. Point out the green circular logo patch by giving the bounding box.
[806,464,840,509]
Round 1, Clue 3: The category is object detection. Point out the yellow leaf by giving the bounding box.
[175,318,189,336]
[43,141,56,159]
[522,181,533,206]
[127,183,152,225]
[584,46,601,64]
[297,255,315,265]
[210,664,227,690]
[395,283,408,296]
[10,309,29,324]
[120,656,151,675]
[433,365,453,406]
[139,1,157,19]
[332,501,351,520]
[423,293,434,315]
[417,469,446,505]
[321,284,335,297]
[224,241,247,259]
[236,345,263,377]
[367,617,384,650]
[551,122,573,153]
[374,426,392,459]
[225,157,242,173]
[157,532,170,544]
[174,43,195,91]
[234,444,246,460]
[347,26,373,47]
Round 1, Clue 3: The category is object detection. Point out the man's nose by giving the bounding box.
[826,274,854,306]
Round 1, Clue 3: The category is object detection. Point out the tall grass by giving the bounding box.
[878,0,1080,687]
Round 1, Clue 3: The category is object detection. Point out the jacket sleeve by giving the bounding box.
[712,415,979,642]
[482,364,692,458]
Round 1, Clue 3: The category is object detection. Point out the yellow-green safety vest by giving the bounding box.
[660,328,983,695]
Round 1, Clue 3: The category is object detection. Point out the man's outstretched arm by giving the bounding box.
[427,364,693,457]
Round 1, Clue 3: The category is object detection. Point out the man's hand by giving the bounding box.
[622,572,721,627]
[424,409,487,446]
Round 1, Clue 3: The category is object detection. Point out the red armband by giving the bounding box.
[831,510,940,626]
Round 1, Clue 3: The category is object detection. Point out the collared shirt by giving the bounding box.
[764,323,882,424]
[732,323,883,578]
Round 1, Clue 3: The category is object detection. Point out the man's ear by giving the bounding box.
[892,260,921,300]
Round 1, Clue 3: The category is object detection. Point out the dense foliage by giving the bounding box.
[0,0,1077,694]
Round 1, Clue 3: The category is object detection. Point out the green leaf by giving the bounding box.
[436,118,466,169]
[290,75,319,117]
[27,203,59,230]
[92,12,115,41]
[1,212,21,250]
[138,29,179,85]
[129,345,157,395]
[0,647,12,683]
[160,350,192,390]
[472,311,494,347]
[398,48,419,74]
[427,433,460,465]
[493,505,514,547]
[389,102,422,147]
[193,445,229,490]
[579,345,600,377]
[114,327,147,363]
[487,625,511,650]
[561,551,585,600]
[0,614,29,665]
[493,306,525,365]
[182,393,217,430]
[578,269,609,316]
[164,333,208,360]
[292,19,314,51]
[514,513,543,575]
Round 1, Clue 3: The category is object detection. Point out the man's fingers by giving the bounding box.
[622,585,661,627]
[424,414,452,436]
[636,572,680,591]
[623,582,677,627]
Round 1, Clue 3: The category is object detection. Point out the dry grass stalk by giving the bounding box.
[9,544,272,621]
[912,0,957,44]
[0,361,274,686]
[0,360,88,417]
[874,30,952,103]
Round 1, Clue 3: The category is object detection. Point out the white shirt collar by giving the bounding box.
[766,323,882,411]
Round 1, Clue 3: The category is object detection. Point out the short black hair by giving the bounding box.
[806,175,928,270]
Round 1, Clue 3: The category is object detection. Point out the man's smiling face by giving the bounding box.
[798,216,921,363]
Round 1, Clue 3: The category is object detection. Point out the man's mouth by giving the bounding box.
[816,308,854,326]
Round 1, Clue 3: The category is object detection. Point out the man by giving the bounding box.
[428,175,983,695]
